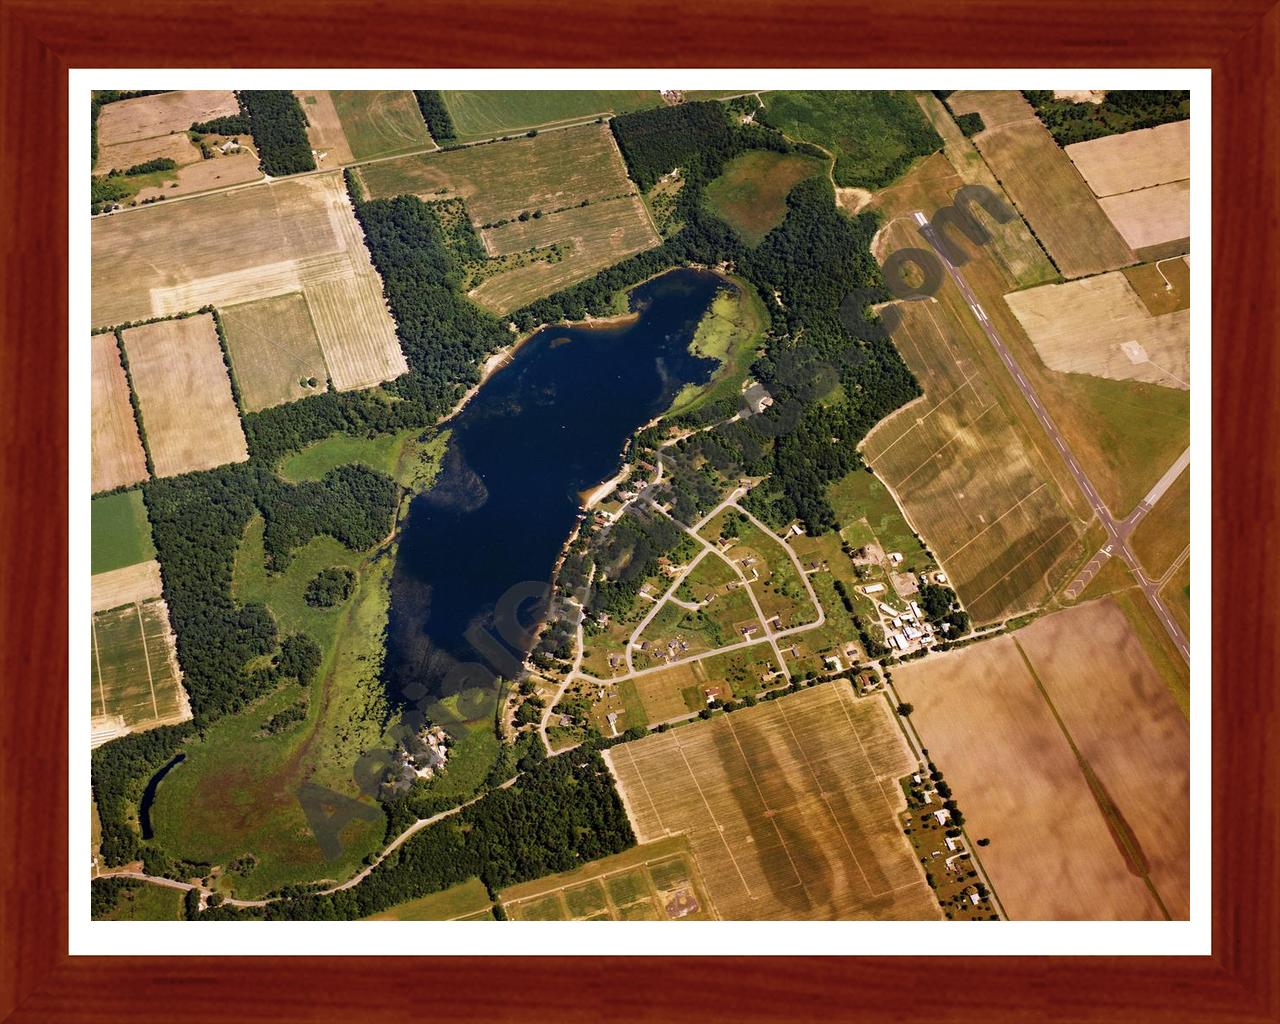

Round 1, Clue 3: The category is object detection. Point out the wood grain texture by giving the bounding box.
[0,0,1275,1020]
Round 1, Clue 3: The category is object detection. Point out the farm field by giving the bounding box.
[944,90,1038,132]
[364,877,494,921]
[220,292,328,411]
[127,149,262,203]
[122,315,248,477]
[500,835,714,921]
[951,91,1136,278]
[91,333,148,493]
[759,91,942,189]
[1131,466,1191,579]
[356,122,636,225]
[469,195,659,315]
[872,151,1190,520]
[1004,272,1189,389]
[294,90,355,168]
[440,90,664,141]
[91,489,155,575]
[913,92,1058,290]
[860,223,1085,624]
[95,131,201,176]
[328,90,432,160]
[604,683,941,920]
[91,559,162,613]
[1065,120,1190,197]
[1099,180,1191,253]
[1014,600,1189,919]
[703,150,825,245]
[91,598,190,739]
[1123,258,1191,316]
[92,173,406,392]
[95,90,238,161]
[894,611,1175,920]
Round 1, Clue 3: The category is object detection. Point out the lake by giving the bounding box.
[384,267,725,727]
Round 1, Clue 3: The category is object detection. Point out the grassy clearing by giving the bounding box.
[667,278,767,418]
[364,877,493,920]
[759,91,942,189]
[276,428,447,488]
[329,90,432,160]
[703,150,825,245]
[827,469,930,574]
[91,489,155,575]
[1131,466,1191,578]
[440,91,663,141]
[151,514,395,898]
[1161,559,1191,640]
[94,881,186,920]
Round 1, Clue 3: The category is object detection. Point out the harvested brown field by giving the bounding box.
[92,173,406,393]
[1065,120,1190,198]
[946,90,1037,131]
[91,333,147,493]
[1004,272,1189,389]
[96,90,239,150]
[130,151,263,203]
[604,683,941,920]
[1015,601,1190,919]
[96,131,202,175]
[356,122,635,225]
[122,314,248,477]
[894,599,1188,920]
[91,559,162,613]
[91,598,191,738]
[294,90,355,169]
[303,275,408,389]
[961,95,1135,278]
[862,220,1084,624]
[1099,180,1191,252]
[914,93,1058,290]
[221,292,328,411]
[469,196,660,314]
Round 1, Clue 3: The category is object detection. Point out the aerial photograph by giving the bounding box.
[87,86,1192,924]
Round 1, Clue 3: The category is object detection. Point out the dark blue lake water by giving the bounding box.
[384,267,725,726]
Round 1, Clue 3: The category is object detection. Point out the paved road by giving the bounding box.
[914,212,1189,664]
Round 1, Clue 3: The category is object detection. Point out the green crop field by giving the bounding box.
[364,877,493,921]
[220,293,328,412]
[92,600,186,729]
[91,489,155,575]
[759,91,942,189]
[703,150,825,245]
[330,90,433,160]
[440,90,664,141]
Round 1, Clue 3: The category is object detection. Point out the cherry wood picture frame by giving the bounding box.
[2,1,1275,1020]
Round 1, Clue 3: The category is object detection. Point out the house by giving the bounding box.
[945,835,961,852]
[862,583,886,595]
[219,139,241,154]
[879,602,898,616]
[742,382,774,416]
[741,625,758,638]
[911,601,923,619]
[935,571,949,584]
[606,712,620,737]
[889,552,903,565]
[933,808,951,826]
[824,655,842,672]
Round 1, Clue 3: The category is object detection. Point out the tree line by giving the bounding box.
[413,90,457,142]
[238,90,317,176]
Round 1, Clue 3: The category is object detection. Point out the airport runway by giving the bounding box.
[913,211,1190,663]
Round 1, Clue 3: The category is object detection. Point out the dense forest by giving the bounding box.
[610,100,734,190]
[238,90,316,176]
[413,90,457,142]
[1022,90,1190,146]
